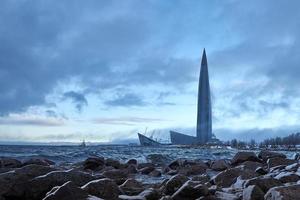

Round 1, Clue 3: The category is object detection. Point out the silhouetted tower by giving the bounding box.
[196,49,212,144]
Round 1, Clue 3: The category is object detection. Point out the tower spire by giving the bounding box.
[196,48,212,144]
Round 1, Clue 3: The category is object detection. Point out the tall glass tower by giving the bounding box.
[196,49,212,144]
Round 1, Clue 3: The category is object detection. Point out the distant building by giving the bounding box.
[170,49,213,145]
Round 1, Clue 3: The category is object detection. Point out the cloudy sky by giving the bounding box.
[0,0,300,143]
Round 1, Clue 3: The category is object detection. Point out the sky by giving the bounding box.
[0,0,300,144]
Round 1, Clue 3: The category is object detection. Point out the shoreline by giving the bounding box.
[0,150,300,199]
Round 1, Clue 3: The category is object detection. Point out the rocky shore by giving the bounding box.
[1,150,300,200]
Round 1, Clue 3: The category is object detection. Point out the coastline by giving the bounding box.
[0,149,300,199]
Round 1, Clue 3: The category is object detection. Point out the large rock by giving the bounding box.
[127,159,138,165]
[265,184,300,200]
[83,157,105,170]
[27,169,97,199]
[139,188,161,200]
[149,169,161,177]
[120,178,144,195]
[23,158,55,166]
[184,160,208,169]
[191,174,210,184]
[293,153,300,160]
[146,154,172,165]
[164,174,189,195]
[258,150,286,161]
[214,191,239,200]
[137,163,155,170]
[212,167,258,187]
[106,158,123,169]
[255,167,268,175]
[231,152,260,165]
[127,164,138,174]
[168,160,181,170]
[171,181,209,200]
[102,169,128,180]
[240,161,263,171]
[0,164,55,199]
[210,160,228,171]
[275,172,300,183]
[81,178,122,200]
[0,158,22,168]
[244,177,283,193]
[242,185,264,200]
[42,181,96,200]
[118,195,145,200]
[267,157,296,169]
[285,163,299,172]
[178,164,207,176]
[139,166,155,174]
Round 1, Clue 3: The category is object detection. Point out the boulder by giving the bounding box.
[127,164,138,174]
[83,157,105,170]
[0,158,22,168]
[285,163,299,171]
[119,178,144,195]
[210,160,228,171]
[275,172,300,183]
[118,195,145,200]
[23,158,55,166]
[231,152,260,165]
[149,169,161,177]
[171,181,209,200]
[240,161,263,171]
[42,181,91,200]
[265,184,300,200]
[178,164,207,176]
[164,174,189,195]
[242,185,264,200]
[127,159,138,165]
[293,153,300,160]
[214,191,239,200]
[139,188,161,200]
[137,163,155,170]
[191,174,210,184]
[267,157,296,169]
[102,169,128,180]
[212,167,258,187]
[244,177,283,193]
[159,196,172,200]
[258,150,286,161]
[106,158,122,169]
[27,169,97,199]
[269,165,286,173]
[139,166,155,175]
[81,178,122,200]
[146,154,172,165]
[184,160,208,169]
[166,169,177,176]
[0,164,55,199]
[255,167,268,175]
[168,160,181,170]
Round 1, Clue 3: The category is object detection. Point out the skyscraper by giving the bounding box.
[170,48,213,145]
[196,49,212,144]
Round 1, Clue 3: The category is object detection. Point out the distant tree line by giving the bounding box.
[259,132,300,147]
[225,132,300,149]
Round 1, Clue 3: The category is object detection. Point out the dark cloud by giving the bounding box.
[63,91,88,112]
[0,0,299,134]
[104,93,147,107]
